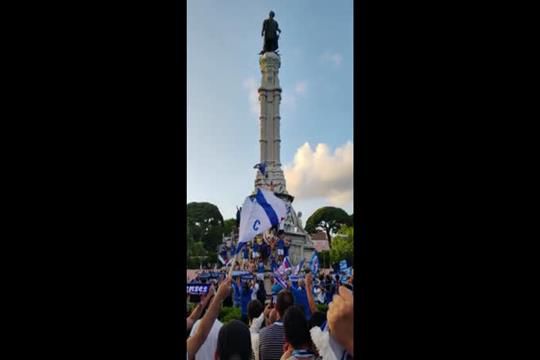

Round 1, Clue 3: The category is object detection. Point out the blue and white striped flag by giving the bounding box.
[273,271,288,289]
[276,256,292,275]
[235,188,287,255]
[310,252,319,274]
[293,258,305,275]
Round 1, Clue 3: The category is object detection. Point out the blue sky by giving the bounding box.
[187,0,353,220]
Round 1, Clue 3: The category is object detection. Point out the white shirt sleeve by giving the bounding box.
[250,312,265,334]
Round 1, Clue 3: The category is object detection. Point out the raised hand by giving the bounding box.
[327,286,354,356]
[215,276,232,300]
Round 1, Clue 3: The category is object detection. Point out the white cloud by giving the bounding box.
[321,51,343,67]
[283,142,353,207]
[243,77,259,115]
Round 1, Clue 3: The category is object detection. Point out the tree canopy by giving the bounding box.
[305,206,352,247]
[187,202,224,253]
[330,225,354,264]
[223,218,237,237]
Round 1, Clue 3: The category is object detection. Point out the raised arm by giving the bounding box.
[187,285,215,329]
[187,276,232,360]
[304,273,318,315]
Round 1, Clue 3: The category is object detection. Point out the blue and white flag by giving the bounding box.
[310,252,320,274]
[276,256,292,275]
[253,162,268,176]
[273,271,288,289]
[235,188,287,254]
[293,258,305,275]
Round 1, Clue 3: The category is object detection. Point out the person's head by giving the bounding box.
[283,305,313,349]
[215,320,252,360]
[308,311,327,329]
[247,299,264,322]
[275,289,294,318]
[269,10,275,18]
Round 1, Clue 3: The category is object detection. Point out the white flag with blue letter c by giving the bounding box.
[236,188,288,254]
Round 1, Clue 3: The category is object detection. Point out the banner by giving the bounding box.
[186,284,210,296]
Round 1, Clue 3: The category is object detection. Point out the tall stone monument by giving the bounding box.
[254,51,315,266]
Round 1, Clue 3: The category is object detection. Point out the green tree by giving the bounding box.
[305,207,352,248]
[330,225,354,264]
[223,218,237,237]
[187,241,208,268]
[318,250,331,269]
[187,202,224,253]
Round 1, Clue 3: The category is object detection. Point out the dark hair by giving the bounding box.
[276,290,294,317]
[247,299,264,322]
[283,305,312,349]
[308,311,327,329]
[216,320,252,360]
[269,11,275,18]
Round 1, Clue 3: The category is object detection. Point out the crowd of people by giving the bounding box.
[186,228,355,360]
[186,271,354,360]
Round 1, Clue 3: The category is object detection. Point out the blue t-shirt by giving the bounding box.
[253,243,260,252]
[277,239,285,249]
[242,247,249,259]
[270,258,278,271]
[271,282,283,295]
[232,282,242,304]
[240,287,252,316]
[283,243,289,257]
[258,262,265,273]
[291,285,312,320]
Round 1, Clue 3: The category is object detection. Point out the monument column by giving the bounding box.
[252,12,315,269]
[254,52,289,196]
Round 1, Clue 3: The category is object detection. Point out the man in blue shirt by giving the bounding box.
[240,280,253,324]
[283,237,290,257]
[242,246,249,268]
[232,277,242,308]
[270,256,278,272]
[252,239,260,260]
[290,278,312,320]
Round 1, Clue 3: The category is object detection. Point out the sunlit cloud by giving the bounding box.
[284,141,353,207]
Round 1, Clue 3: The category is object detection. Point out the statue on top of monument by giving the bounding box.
[260,11,281,55]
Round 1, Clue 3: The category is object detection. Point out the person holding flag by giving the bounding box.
[229,187,288,277]
[252,237,260,260]
[276,230,286,258]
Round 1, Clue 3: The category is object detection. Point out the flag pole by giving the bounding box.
[228,251,239,277]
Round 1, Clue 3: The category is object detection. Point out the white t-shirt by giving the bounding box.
[250,313,265,360]
[189,318,223,360]
[251,283,259,301]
